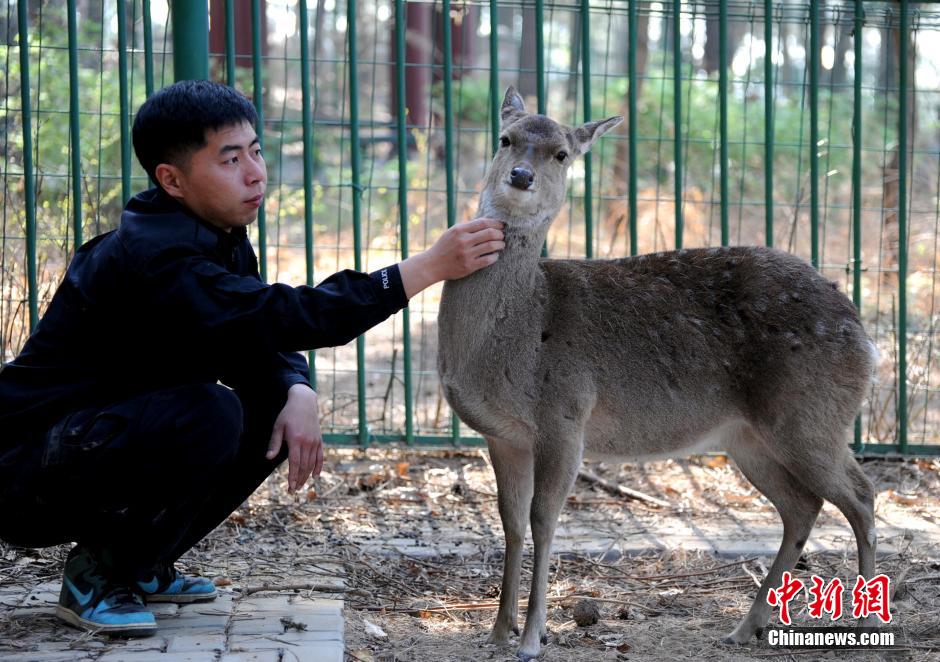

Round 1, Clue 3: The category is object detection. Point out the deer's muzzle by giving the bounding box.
[509,167,535,190]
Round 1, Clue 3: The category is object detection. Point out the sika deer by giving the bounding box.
[437,88,880,660]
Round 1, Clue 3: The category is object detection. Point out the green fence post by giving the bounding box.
[394,0,414,445]
[581,0,594,258]
[348,0,368,447]
[172,0,209,81]
[443,0,459,445]
[250,0,267,281]
[118,0,131,204]
[852,0,863,453]
[489,0,499,153]
[299,0,317,390]
[537,0,548,258]
[763,0,774,247]
[672,0,682,249]
[143,0,154,96]
[628,0,638,256]
[535,0,545,115]
[719,0,729,247]
[225,0,236,86]
[16,0,37,330]
[898,0,909,453]
[809,0,819,267]
[67,0,82,249]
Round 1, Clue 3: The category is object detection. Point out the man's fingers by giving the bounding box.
[313,440,325,477]
[471,240,506,256]
[288,442,302,491]
[460,217,504,233]
[266,423,284,460]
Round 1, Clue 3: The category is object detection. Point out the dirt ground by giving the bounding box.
[1,450,938,661]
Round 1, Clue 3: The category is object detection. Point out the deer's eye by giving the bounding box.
[500,136,511,148]
[556,150,568,162]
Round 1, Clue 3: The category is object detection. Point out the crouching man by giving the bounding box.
[0,80,504,636]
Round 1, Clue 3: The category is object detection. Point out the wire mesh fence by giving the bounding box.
[2,0,938,453]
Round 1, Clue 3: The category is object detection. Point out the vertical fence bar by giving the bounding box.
[763,0,774,246]
[809,0,819,267]
[489,0,499,153]
[250,0,267,281]
[16,0,37,330]
[347,0,368,446]
[172,0,209,80]
[443,0,459,445]
[719,0,729,247]
[537,0,548,257]
[852,0,863,453]
[225,0,236,86]
[628,0,638,256]
[67,0,82,249]
[898,0,909,453]
[143,0,154,96]
[299,0,317,389]
[394,0,414,445]
[535,0,545,114]
[581,0,594,257]
[672,0,682,249]
[118,0,131,204]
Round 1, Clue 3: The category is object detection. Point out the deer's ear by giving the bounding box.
[570,116,624,155]
[500,86,526,128]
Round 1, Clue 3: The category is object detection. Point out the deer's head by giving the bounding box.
[481,87,622,230]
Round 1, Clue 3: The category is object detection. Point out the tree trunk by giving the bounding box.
[880,18,916,287]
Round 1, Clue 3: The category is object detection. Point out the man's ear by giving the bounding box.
[154,163,186,200]
[569,116,624,155]
[500,86,526,130]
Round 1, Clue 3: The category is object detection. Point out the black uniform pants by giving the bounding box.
[0,382,289,574]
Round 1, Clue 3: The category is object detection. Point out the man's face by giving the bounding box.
[162,121,266,232]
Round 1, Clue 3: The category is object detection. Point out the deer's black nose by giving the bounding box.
[510,167,535,190]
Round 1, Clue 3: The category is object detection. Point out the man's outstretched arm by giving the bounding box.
[266,216,504,491]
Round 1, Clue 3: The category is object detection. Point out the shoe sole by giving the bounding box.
[145,588,218,604]
[55,605,157,638]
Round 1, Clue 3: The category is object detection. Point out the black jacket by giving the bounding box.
[0,188,408,459]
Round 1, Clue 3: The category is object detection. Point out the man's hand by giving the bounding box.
[398,217,505,299]
[266,384,323,492]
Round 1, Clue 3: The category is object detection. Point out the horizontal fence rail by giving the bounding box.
[2,1,939,456]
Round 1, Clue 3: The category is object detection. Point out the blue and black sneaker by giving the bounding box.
[136,562,217,603]
[56,545,156,637]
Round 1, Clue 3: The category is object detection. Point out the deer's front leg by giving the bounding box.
[517,427,584,660]
[486,437,534,645]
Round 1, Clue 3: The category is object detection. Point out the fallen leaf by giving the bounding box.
[228,511,247,525]
[704,455,727,468]
[396,461,410,477]
[886,489,921,506]
[213,577,233,587]
[306,488,318,500]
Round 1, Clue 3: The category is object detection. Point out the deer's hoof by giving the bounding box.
[513,626,520,636]
[721,630,751,646]
[516,647,540,662]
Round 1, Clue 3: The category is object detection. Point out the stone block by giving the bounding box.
[166,633,226,653]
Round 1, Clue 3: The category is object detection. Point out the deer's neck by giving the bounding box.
[439,201,552,353]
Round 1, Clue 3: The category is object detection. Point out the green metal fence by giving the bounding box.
[2,1,939,455]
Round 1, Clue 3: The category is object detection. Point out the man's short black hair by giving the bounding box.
[132,79,258,183]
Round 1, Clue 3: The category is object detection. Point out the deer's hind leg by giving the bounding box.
[782,439,878,625]
[486,437,535,645]
[724,429,823,644]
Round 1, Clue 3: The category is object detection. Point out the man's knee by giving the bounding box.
[170,383,244,463]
